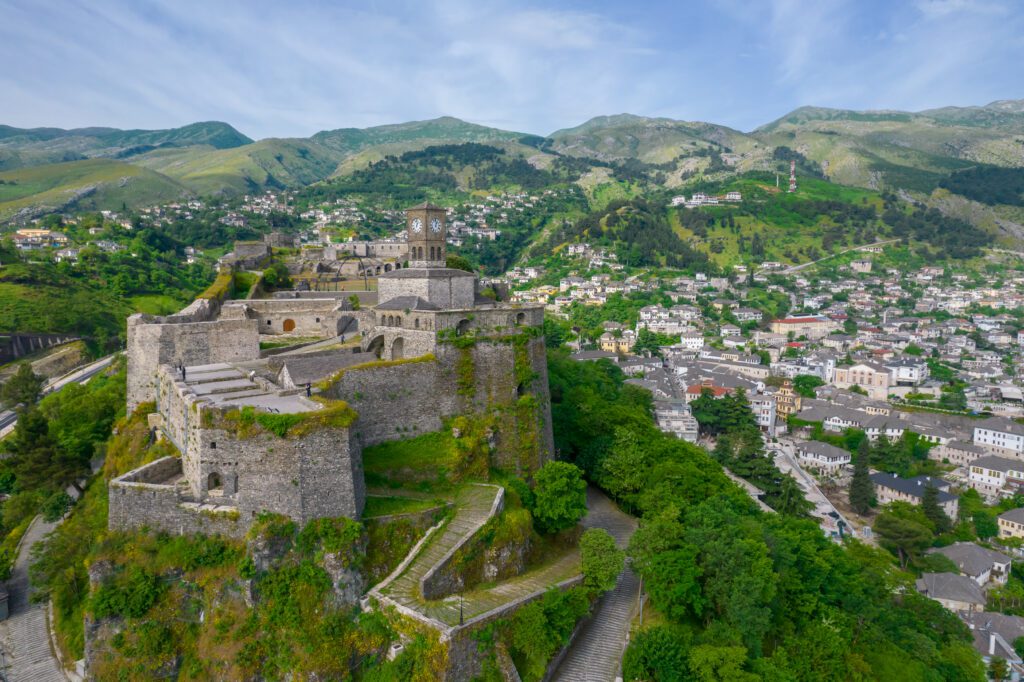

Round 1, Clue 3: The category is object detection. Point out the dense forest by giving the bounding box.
[939,165,1024,207]
[547,353,986,681]
[545,198,712,270]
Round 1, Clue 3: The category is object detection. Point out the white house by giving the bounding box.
[974,417,1024,457]
[795,441,851,472]
[968,455,1024,498]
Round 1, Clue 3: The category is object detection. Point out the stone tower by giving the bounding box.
[406,202,447,268]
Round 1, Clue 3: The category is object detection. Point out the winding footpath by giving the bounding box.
[551,487,638,682]
[0,516,66,682]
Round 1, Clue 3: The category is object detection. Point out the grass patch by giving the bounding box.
[362,495,442,518]
[129,294,183,315]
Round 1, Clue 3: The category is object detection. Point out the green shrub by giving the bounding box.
[90,565,167,619]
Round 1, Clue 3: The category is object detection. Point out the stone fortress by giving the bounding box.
[111,203,553,538]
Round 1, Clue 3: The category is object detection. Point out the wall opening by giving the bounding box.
[283,318,296,333]
[456,319,471,336]
[208,472,223,493]
[392,337,405,360]
[515,312,526,326]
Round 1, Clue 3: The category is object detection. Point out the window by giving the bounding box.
[210,442,217,449]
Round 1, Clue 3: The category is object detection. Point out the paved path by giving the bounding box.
[551,487,638,682]
[776,239,899,274]
[0,516,66,682]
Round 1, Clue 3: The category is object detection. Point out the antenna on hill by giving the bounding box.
[788,160,797,193]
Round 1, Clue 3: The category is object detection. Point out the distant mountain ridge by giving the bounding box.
[2,100,1023,221]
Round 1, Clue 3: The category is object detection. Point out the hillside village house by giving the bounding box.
[928,542,1012,586]
[999,507,1024,540]
[770,315,838,340]
[870,472,959,518]
[917,572,986,614]
[833,361,891,400]
[599,330,636,354]
[974,417,1024,457]
[967,456,1024,498]
[795,441,851,473]
[931,440,987,467]
[774,380,801,419]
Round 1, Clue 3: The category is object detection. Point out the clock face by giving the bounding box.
[410,218,422,233]
[430,217,442,233]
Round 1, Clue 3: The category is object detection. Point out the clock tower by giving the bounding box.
[406,202,447,268]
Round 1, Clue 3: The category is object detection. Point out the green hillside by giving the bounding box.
[134,139,342,196]
[752,101,1024,191]
[548,114,761,164]
[0,122,252,169]
[311,116,530,157]
[0,159,192,222]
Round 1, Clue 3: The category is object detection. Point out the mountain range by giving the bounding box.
[1,100,1022,221]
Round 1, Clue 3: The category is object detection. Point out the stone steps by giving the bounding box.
[0,516,67,682]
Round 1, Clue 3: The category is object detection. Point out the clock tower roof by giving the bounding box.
[407,202,445,211]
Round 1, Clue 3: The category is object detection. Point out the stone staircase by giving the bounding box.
[376,484,502,623]
[550,487,640,682]
[0,516,68,682]
[550,567,640,682]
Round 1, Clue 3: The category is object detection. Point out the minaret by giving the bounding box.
[788,160,797,193]
[405,202,447,268]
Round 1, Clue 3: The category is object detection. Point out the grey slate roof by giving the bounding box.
[977,417,1024,437]
[916,572,986,606]
[870,472,956,502]
[375,295,441,311]
[999,507,1024,525]
[970,455,1023,473]
[278,352,378,386]
[962,611,1024,662]
[928,542,1011,578]
[797,441,851,461]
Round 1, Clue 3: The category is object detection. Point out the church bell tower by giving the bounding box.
[406,203,447,268]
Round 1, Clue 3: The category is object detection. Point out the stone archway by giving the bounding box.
[391,337,405,360]
[336,315,357,336]
[456,319,471,336]
[283,318,296,333]
[366,335,385,359]
[208,472,223,493]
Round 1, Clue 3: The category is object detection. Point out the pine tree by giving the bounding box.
[922,484,952,534]
[849,439,874,515]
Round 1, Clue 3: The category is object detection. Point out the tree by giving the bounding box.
[531,461,587,534]
[632,328,664,357]
[262,262,292,289]
[792,375,824,399]
[445,254,474,272]
[922,484,953,534]
[580,528,624,594]
[849,439,874,515]
[874,503,934,569]
[1,362,44,410]
[990,656,1010,682]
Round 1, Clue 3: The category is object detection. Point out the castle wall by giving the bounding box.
[108,457,246,538]
[221,299,350,337]
[126,307,259,410]
[328,360,458,447]
[377,270,476,309]
[188,419,365,524]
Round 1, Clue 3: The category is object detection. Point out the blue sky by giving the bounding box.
[1,0,1022,139]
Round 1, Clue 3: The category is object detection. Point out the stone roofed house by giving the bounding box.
[932,440,987,467]
[967,455,1024,498]
[870,472,959,518]
[795,440,851,472]
[916,572,986,613]
[999,507,1024,540]
[974,417,1024,457]
[115,203,554,539]
[960,611,1024,676]
[769,315,839,340]
[833,361,892,400]
[927,542,1012,586]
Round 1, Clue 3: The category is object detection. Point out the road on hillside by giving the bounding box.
[773,239,900,274]
[0,354,118,434]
